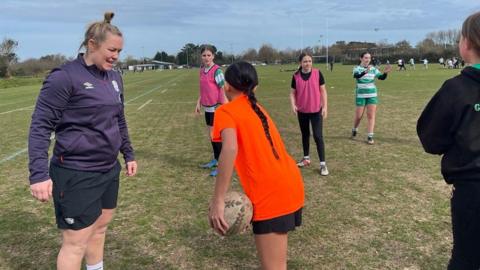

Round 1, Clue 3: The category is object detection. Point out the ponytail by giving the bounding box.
[79,11,123,52]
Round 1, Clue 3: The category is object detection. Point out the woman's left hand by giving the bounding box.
[126,161,138,176]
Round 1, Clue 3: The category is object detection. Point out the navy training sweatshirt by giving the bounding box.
[28,54,135,184]
[417,66,480,184]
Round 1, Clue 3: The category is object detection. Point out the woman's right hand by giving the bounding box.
[208,198,229,236]
[30,179,53,202]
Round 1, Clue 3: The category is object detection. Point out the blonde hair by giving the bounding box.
[462,11,480,56]
[80,12,122,52]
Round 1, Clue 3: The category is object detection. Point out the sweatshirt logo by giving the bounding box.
[83,82,94,89]
[475,103,480,112]
[112,80,120,92]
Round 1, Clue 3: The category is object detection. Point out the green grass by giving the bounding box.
[0,64,460,269]
[0,76,44,89]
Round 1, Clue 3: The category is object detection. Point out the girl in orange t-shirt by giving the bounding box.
[208,61,305,270]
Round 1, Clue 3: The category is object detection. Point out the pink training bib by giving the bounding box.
[293,68,323,113]
[199,64,224,106]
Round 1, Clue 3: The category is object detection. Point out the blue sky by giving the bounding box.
[1,0,479,60]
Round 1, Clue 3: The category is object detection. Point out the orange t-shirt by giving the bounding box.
[212,94,305,221]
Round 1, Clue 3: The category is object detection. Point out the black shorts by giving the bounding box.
[205,111,215,126]
[49,161,121,230]
[252,208,302,235]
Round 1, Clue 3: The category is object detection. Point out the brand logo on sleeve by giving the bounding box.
[112,80,120,92]
[475,103,480,112]
[83,82,94,89]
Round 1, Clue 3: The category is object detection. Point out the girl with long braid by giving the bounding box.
[208,61,304,270]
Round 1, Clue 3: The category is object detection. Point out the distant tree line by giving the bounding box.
[0,29,462,78]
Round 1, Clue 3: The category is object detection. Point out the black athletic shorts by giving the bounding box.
[252,208,303,235]
[205,111,215,126]
[49,161,121,230]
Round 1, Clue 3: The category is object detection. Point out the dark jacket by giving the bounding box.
[28,54,134,184]
[417,66,480,183]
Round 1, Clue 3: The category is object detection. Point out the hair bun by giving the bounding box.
[104,12,115,23]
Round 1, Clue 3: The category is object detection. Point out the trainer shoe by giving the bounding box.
[351,129,357,139]
[209,169,218,177]
[200,159,217,169]
[296,158,311,168]
[320,165,329,176]
[367,136,375,145]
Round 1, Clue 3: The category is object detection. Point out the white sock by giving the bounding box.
[86,261,103,270]
[320,161,326,166]
[304,156,310,160]
[367,133,374,138]
[352,128,358,132]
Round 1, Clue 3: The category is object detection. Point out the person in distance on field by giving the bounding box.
[289,52,329,176]
[351,52,392,144]
[195,45,228,177]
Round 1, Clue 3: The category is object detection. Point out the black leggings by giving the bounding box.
[205,111,222,160]
[448,181,480,270]
[297,111,325,162]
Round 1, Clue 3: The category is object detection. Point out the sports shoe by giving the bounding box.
[200,159,217,169]
[209,169,218,177]
[296,158,311,167]
[351,129,357,139]
[367,136,374,145]
[320,165,329,176]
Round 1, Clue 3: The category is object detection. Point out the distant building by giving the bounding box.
[128,60,176,71]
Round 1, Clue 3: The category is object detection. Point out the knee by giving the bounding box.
[61,239,88,256]
[367,113,375,120]
[94,224,109,236]
[301,130,310,138]
[94,218,111,236]
[313,134,323,143]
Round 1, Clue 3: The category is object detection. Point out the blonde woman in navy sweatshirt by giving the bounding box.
[417,11,480,270]
[28,12,136,270]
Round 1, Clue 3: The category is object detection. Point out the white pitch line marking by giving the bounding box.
[137,99,153,111]
[0,147,27,164]
[0,105,34,115]
[125,74,184,105]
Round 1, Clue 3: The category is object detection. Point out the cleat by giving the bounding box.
[296,158,311,168]
[200,159,217,169]
[320,165,329,176]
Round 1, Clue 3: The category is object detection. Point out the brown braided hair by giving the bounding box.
[224,61,280,159]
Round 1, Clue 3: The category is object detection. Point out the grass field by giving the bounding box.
[0,64,461,269]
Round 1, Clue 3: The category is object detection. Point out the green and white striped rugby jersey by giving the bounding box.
[353,65,382,98]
